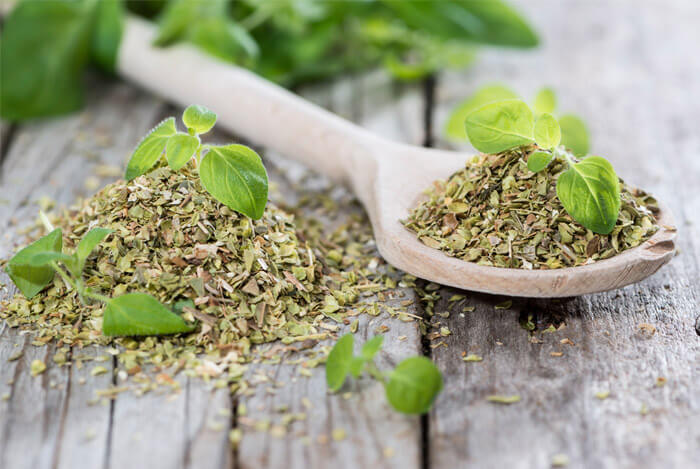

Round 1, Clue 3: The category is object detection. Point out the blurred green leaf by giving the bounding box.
[533,87,557,115]
[534,113,561,149]
[1,0,539,119]
[559,114,590,156]
[445,84,518,141]
[92,0,124,72]
[527,150,555,173]
[380,0,538,48]
[0,0,94,120]
[326,334,354,392]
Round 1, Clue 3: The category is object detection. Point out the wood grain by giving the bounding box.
[427,1,700,468]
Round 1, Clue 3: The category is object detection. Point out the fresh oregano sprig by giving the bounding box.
[464,99,621,234]
[5,213,193,337]
[326,334,443,415]
[125,104,269,220]
[446,85,590,157]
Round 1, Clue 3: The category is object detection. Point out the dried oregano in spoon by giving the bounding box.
[403,99,659,269]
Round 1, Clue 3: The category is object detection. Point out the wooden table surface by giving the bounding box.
[1,2,698,468]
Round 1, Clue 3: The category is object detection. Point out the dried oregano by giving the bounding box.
[403,146,659,269]
[1,160,398,394]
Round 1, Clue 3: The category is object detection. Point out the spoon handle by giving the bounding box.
[118,16,380,184]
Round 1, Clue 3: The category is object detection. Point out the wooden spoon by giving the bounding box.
[117,17,676,297]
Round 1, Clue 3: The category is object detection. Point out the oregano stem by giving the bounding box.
[49,260,79,294]
[366,361,386,384]
[84,289,111,304]
[560,149,576,168]
[39,210,55,232]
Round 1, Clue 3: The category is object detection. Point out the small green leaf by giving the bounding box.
[556,156,621,234]
[360,335,384,361]
[444,84,518,141]
[27,251,74,267]
[125,117,177,181]
[199,144,269,219]
[533,113,561,149]
[527,150,554,173]
[465,99,534,154]
[182,105,217,134]
[76,228,113,272]
[326,334,354,392]
[559,114,590,157]
[5,229,62,299]
[172,298,196,314]
[103,293,195,337]
[533,87,556,115]
[166,133,199,170]
[384,356,443,414]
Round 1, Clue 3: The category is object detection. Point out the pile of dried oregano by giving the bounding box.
[403,146,659,269]
[2,163,394,394]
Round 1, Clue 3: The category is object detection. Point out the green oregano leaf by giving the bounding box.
[199,144,269,220]
[125,117,177,181]
[5,229,63,299]
[384,356,443,414]
[166,133,199,170]
[556,156,621,234]
[360,335,384,361]
[527,150,555,173]
[533,87,556,115]
[464,99,534,154]
[325,333,354,392]
[103,293,195,337]
[76,228,113,272]
[559,114,590,156]
[445,84,518,141]
[533,113,561,149]
[182,104,217,134]
[27,251,74,267]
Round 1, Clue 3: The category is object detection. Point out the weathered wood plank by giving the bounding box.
[428,1,700,468]
[108,370,189,468]
[184,384,233,469]
[236,72,426,469]
[0,337,68,469]
[55,346,114,469]
[0,326,27,448]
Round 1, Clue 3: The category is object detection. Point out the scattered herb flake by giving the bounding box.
[486,395,521,404]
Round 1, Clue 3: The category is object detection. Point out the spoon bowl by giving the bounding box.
[358,142,676,297]
[119,17,677,297]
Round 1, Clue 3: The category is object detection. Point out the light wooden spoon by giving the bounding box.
[117,17,676,297]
